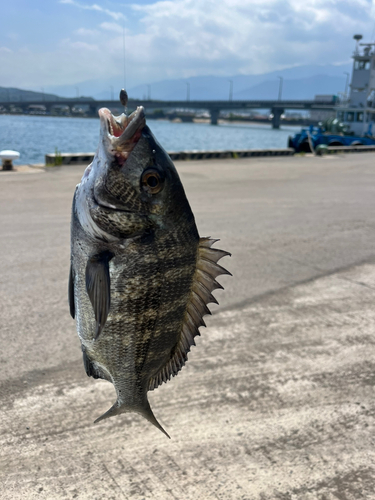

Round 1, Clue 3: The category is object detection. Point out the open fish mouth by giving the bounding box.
[99,106,146,158]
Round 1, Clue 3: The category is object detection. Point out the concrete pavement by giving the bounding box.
[1,153,375,499]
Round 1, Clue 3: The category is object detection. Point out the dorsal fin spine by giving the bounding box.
[191,289,212,315]
[199,247,231,263]
[182,323,195,345]
[197,258,232,279]
[195,268,224,291]
[185,313,200,336]
[193,280,219,305]
[199,237,219,248]
[181,333,190,351]
[187,303,206,328]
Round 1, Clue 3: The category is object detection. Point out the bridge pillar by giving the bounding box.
[210,109,220,125]
[88,105,97,117]
[271,107,284,129]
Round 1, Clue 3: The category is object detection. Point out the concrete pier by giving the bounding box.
[209,108,220,125]
[271,106,284,129]
[1,153,375,499]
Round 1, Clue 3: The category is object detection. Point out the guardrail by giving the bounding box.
[45,148,295,165]
[324,145,375,154]
[45,153,95,165]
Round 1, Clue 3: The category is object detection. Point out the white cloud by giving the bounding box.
[59,0,126,21]
[127,0,375,76]
[2,0,375,89]
[66,41,99,51]
[0,47,13,53]
[100,22,123,33]
[74,28,99,36]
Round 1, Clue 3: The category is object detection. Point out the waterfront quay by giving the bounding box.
[1,154,375,498]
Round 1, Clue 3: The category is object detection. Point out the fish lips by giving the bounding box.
[99,106,146,159]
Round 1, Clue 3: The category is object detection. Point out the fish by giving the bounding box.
[69,91,231,438]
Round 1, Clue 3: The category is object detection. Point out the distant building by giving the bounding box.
[28,104,47,115]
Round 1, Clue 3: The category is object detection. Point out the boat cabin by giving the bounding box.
[338,34,375,136]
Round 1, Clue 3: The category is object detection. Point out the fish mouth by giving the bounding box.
[99,106,146,160]
[93,192,137,214]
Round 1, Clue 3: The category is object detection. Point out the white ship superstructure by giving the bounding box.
[336,34,375,136]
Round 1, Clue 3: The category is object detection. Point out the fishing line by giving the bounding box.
[123,23,126,91]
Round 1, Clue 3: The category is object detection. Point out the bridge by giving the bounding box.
[0,97,337,129]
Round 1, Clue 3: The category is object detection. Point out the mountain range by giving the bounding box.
[1,62,353,103]
[0,87,93,103]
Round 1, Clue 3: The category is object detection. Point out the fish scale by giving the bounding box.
[70,99,230,437]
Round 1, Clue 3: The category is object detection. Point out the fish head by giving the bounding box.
[120,123,193,222]
[77,106,194,240]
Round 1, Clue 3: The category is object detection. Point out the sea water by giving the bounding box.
[0,114,299,165]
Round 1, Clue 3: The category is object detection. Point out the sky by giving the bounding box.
[1,0,375,95]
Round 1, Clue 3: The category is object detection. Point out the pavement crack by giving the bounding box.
[282,255,375,291]
[337,276,375,291]
[102,464,127,499]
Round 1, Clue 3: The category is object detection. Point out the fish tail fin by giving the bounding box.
[94,398,170,439]
[93,402,122,424]
[137,399,171,439]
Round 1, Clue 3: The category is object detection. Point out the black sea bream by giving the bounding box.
[69,93,230,437]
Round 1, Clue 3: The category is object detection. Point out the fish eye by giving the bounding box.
[141,169,164,194]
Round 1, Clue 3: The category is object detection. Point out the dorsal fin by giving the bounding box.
[148,237,231,391]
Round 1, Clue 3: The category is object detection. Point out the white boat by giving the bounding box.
[336,34,375,136]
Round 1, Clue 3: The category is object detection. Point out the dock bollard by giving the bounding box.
[0,150,20,171]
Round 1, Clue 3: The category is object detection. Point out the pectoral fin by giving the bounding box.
[85,251,114,339]
[69,263,75,319]
[82,345,108,380]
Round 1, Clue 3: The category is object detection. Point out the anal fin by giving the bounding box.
[82,345,108,380]
[85,251,114,339]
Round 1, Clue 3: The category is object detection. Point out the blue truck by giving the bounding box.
[288,124,375,153]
